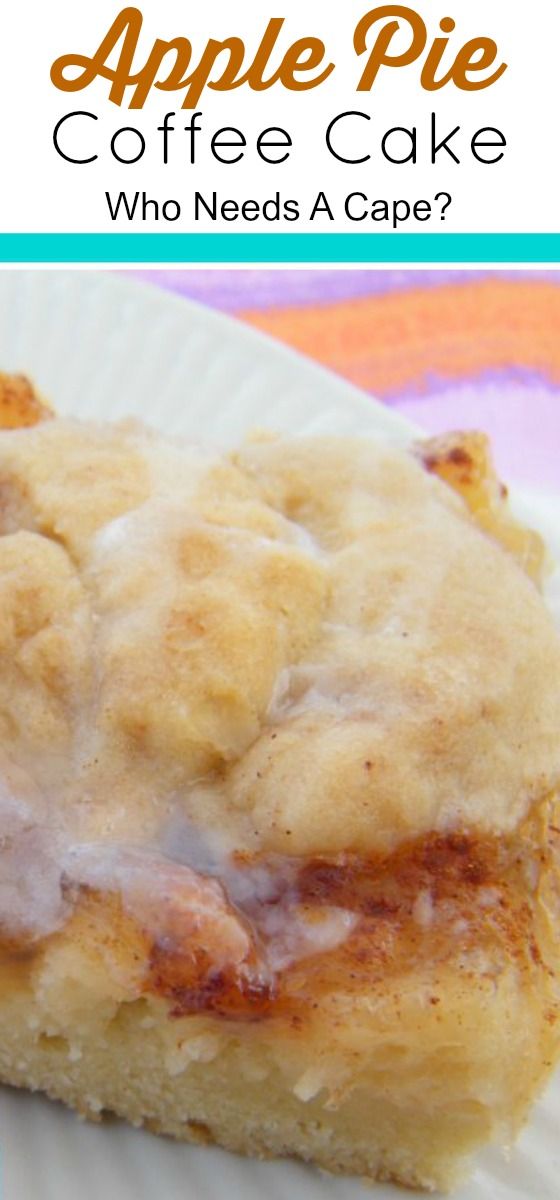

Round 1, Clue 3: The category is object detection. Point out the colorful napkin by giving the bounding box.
[134,270,560,490]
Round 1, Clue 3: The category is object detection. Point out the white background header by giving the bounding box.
[0,1,556,234]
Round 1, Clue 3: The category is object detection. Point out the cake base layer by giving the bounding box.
[0,923,557,1195]
[0,1000,511,1193]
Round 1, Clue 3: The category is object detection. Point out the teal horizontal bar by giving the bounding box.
[0,232,558,264]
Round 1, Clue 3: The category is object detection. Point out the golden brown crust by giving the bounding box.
[417,430,546,582]
[0,373,52,431]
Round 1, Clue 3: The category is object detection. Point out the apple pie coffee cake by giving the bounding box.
[0,374,559,1191]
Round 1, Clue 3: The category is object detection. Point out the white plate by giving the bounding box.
[0,270,558,1200]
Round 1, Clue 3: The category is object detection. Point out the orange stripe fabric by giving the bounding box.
[239,278,560,397]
